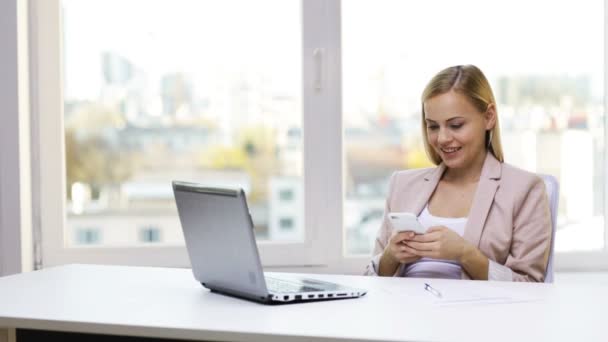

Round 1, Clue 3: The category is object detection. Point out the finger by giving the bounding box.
[403,245,435,258]
[392,232,415,245]
[426,226,446,233]
[410,231,442,243]
[397,246,413,257]
[402,244,424,255]
[405,241,436,251]
[393,245,407,257]
[396,231,416,240]
[389,232,404,244]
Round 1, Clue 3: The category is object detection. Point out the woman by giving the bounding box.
[364,65,551,282]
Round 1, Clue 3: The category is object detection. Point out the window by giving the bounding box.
[342,0,606,260]
[279,218,295,231]
[33,0,334,268]
[279,189,294,202]
[62,0,303,247]
[28,0,608,272]
[139,227,161,243]
[76,228,101,245]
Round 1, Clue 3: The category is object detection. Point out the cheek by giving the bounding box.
[454,128,481,144]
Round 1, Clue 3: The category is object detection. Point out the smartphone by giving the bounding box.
[388,212,427,234]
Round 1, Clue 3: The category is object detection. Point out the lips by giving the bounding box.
[440,147,462,154]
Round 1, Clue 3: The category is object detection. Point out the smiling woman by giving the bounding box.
[342,0,605,271]
[365,65,552,282]
[421,65,503,171]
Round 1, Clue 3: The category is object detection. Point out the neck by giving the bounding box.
[442,150,488,184]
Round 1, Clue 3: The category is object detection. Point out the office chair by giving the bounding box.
[539,174,559,283]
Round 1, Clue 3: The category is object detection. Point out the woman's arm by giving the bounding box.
[364,171,422,276]
[364,172,398,276]
[378,249,401,276]
[459,243,489,280]
[378,232,421,276]
[503,176,552,282]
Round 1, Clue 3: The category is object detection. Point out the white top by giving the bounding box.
[402,205,468,279]
[0,265,606,342]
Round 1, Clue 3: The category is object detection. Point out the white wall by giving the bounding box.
[0,0,32,276]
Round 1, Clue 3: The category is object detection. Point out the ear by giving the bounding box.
[484,103,497,130]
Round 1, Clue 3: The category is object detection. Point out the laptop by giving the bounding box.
[172,181,367,304]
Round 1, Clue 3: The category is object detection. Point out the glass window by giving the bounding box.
[279,217,294,231]
[139,226,161,243]
[75,228,101,245]
[342,0,604,255]
[279,189,294,201]
[62,0,303,246]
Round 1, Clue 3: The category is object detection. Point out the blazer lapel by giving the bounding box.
[411,163,446,215]
[463,153,502,247]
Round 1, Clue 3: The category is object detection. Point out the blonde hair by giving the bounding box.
[420,65,504,165]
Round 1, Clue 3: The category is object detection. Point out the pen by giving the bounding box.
[424,282,442,298]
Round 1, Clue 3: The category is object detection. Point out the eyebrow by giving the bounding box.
[425,117,465,123]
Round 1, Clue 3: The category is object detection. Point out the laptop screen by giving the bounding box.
[172,182,269,298]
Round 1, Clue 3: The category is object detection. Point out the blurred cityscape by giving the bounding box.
[62,0,604,255]
[65,51,304,246]
[65,49,604,254]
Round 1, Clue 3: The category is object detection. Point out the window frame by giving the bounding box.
[31,0,340,268]
[0,0,33,276]
[27,0,608,272]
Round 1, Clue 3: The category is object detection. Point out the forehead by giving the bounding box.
[424,91,481,121]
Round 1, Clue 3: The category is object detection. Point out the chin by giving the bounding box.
[443,160,462,169]
[441,156,467,169]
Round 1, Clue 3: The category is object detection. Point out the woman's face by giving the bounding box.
[423,91,494,170]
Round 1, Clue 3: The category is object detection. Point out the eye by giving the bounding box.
[426,125,439,131]
[450,123,463,129]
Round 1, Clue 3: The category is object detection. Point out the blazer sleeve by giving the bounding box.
[505,176,552,282]
[363,172,402,276]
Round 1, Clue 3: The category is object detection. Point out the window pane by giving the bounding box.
[343,0,604,255]
[62,0,302,246]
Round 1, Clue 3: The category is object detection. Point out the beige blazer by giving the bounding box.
[369,152,552,282]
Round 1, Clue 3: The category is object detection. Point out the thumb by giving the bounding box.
[426,226,444,233]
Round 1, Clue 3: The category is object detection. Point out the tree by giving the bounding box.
[198,125,279,203]
[64,103,134,199]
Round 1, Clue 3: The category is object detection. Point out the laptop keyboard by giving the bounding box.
[265,277,323,293]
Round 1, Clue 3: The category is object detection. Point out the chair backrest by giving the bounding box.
[539,174,559,283]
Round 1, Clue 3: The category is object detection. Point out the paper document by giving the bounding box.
[429,283,540,306]
[378,280,541,306]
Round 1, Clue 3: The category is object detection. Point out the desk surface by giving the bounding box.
[0,264,606,342]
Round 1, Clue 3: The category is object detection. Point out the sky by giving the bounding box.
[62,0,603,104]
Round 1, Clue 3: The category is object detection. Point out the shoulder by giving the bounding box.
[500,163,544,189]
[498,163,548,207]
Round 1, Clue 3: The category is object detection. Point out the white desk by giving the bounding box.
[0,264,606,342]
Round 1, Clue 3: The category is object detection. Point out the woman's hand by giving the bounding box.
[383,231,422,264]
[402,226,470,261]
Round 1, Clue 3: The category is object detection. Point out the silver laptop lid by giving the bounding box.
[172,181,269,300]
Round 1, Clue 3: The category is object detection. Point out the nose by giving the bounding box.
[437,127,452,145]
